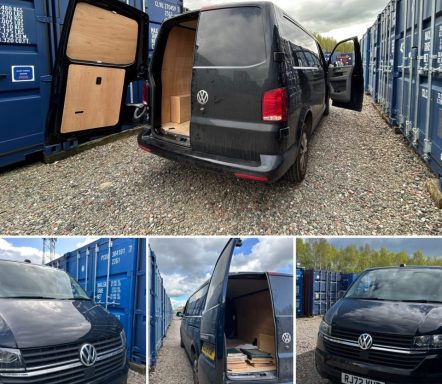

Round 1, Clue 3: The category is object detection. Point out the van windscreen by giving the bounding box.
[346,268,442,303]
[0,263,90,300]
[194,7,266,67]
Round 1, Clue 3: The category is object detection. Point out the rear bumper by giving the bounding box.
[137,129,297,183]
[315,334,442,384]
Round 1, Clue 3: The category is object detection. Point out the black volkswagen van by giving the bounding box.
[138,2,364,183]
[177,238,293,383]
[0,260,128,384]
[316,266,442,384]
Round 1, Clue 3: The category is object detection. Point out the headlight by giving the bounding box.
[0,348,24,371]
[413,335,442,350]
[120,329,127,348]
[319,320,331,336]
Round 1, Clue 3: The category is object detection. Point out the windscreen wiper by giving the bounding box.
[5,296,58,299]
[398,300,442,304]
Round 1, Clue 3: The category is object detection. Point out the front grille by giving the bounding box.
[331,327,414,349]
[0,336,125,384]
[324,338,425,370]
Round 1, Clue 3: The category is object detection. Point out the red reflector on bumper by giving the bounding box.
[138,144,152,153]
[234,173,269,182]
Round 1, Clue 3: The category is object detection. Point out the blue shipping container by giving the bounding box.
[366,0,442,190]
[0,0,183,168]
[304,269,342,317]
[296,268,304,316]
[47,238,146,364]
[0,0,53,167]
[148,247,172,368]
[341,273,359,291]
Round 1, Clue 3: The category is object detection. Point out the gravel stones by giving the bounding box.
[296,317,328,384]
[0,98,440,235]
[149,319,194,384]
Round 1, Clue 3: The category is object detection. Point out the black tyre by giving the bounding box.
[324,93,330,116]
[192,356,199,384]
[286,123,309,183]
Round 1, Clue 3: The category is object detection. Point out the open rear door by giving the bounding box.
[267,273,294,382]
[328,37,363,112]
[198,238,242,384]
[45,0,149,144]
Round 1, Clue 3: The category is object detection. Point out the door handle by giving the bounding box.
[0,74,7,79]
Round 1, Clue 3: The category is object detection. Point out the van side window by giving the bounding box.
[282,17,321,68]
[186,284,209,316]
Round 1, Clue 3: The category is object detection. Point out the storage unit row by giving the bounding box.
[296,268,359,317]
[148,247,173,368]
[361,0,442,189]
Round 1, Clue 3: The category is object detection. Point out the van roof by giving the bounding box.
[0,259,57,270]
[364,266,442,272]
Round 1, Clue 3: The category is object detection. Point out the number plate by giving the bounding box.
[341,373,385,384]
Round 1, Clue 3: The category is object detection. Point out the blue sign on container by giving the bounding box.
[11,65,35,82]
[47,238,146,364]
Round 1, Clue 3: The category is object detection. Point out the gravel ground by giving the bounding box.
[149,318,193,384]
[297,317,328,384]
[128,369,146,384]
[0,98,441,235]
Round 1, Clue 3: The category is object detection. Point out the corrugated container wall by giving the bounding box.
[365,0,442,190]
[296,268,304,316]
[149,247,173,368]
[303,269,343,317]
[340,273,359,291]
[0,0,183,168]
[47,238,147,364]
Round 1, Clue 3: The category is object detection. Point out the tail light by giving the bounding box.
[142,82,150,106]
[262,87,287,122]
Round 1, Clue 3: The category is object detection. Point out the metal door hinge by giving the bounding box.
[37,15,51,23]
[41,75,53,82]
[423,139,432,160]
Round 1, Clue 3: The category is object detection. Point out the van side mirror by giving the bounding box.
[176,311,183,317]
[338,290,345,300]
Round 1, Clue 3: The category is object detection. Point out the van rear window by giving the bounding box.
[194,7,266,67]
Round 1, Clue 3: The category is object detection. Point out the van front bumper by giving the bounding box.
[316,334,442,384]
[137,129,298,183]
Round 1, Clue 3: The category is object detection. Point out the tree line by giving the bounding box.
[296,239,442,273]
[313,32,354,53]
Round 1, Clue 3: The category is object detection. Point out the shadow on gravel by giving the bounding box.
[297,350,328,384]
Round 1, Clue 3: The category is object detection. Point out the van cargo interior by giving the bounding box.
[225,276,277,380]
[160,19,197,140]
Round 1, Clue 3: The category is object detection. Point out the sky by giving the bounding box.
[150,237,294,309]
[327,238,442,258]
[185,0,388,41]
[0,237,100,264]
